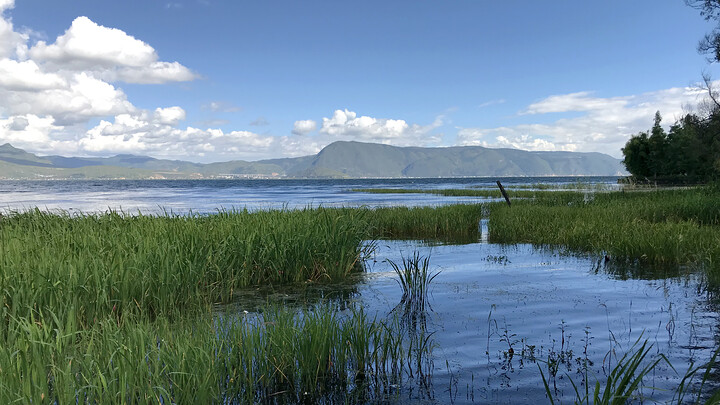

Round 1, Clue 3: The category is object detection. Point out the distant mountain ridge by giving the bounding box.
[0,141,626,179]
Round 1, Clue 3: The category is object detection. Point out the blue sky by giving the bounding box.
[0,0,718,162]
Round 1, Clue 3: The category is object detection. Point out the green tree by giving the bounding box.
[622,131,651,178]
[647,111,669,177]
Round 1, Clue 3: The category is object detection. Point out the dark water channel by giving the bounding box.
[231,230,720,404]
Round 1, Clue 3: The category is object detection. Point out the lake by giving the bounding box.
[0,176,618,214]
[3,176,717,403]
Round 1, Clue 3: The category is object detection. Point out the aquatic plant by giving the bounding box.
[487,187,720,279]
[539,336,720,405]
[367,204,484,242]
[388,253,439,317]
[0,207,372,326]
[0,302,437,404]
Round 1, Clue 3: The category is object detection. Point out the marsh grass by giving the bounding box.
[487,188,720,279]
[508,181,613,191]
[388,253,439,316]
[0,207,372,326]
[0,301,436,404]
[367,204,483,242]
[0,206,466,403]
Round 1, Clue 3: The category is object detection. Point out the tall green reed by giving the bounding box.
[0,207,371,326]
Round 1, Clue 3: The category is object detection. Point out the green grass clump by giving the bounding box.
[0,304,424,404]
[487,188,720,278]
[389,253,438,315]
[0,205,473,403]
[0,207,371,326]
[366,204,484,242]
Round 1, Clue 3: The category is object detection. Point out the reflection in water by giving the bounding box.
[223,238,720,404]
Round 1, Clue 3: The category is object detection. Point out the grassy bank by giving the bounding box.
[368,204,483,242]
[356,185,720,272]
[0,205,474,402]
[0,208,372,326]
[486,187,720,280]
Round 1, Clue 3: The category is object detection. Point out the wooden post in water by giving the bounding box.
[496,181,511,207]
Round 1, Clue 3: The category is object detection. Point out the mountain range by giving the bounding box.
[0,141,626,179]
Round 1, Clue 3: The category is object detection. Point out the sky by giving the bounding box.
[1,0,719,163]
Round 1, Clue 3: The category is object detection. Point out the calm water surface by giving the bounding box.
[231,236,719,404]
[0,176,618,214]
[4,177,718,402]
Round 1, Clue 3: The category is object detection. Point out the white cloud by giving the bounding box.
[317,109,442,146]
[111,61,196,84]
[0,0,27,59]
[77,111,282,161]
[522,91,629,115]
[1,72,134,124]
[154,106,186,126]
[478,99,506,108]
[0,59,66,90]
[292,119,317,135]
[0,7,209,159]
[458,86,707,157]
[28,16,196,84]
[30,16,156,68]
[0,114,61,150]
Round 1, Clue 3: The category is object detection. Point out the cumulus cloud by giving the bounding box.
[153,106,186,126]
[0,6,229,161]
[30,17,156,68]
[0,72,135,125]
[317,109,442,146]
[27,16,196,84]
[76,111,283,161]
[0,114,61,150]
[458,86,707,157]
[292,119,317,135]
[0,0,27,59]
[0,59,66,90]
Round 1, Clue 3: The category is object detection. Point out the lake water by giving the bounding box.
[0,176,618,214]
[3,176,718,403]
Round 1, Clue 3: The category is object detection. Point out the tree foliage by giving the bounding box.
[622,109,720,182]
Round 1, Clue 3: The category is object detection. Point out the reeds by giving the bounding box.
[0,207,373,325]
[366,204,484,242]
[487,187,720,278]
[0,207,458,403]
[0,303,431,404]
[388,253,438,316]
